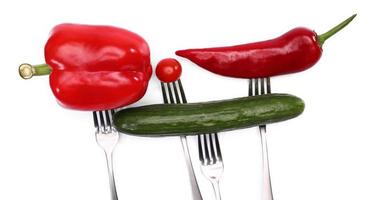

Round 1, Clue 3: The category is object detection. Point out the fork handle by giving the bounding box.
[104,151,119,200]
[180,136,204,200]
[211,180,222,200]
[260,130,274,200]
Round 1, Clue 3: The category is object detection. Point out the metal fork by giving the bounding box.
[93,110,119,200]
[198,133,224,200]
[249,78,273,200]
[160,80,203,200]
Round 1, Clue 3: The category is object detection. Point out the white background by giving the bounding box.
[0,0,373,200]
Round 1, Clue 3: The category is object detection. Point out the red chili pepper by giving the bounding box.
[19,24,152,111]
[176,14,356,78]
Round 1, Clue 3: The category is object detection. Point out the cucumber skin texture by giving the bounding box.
[113,93,305,137]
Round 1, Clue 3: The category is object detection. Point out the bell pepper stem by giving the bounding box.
[318,14,357,47]
[19,63,51,79]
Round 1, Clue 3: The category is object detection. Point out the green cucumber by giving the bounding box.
[113,93,304,136]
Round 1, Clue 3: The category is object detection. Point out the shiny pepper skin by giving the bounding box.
[176,27,322,78]
[45,24,152,111]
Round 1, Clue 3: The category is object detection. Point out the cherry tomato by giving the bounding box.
[156,58,182,83]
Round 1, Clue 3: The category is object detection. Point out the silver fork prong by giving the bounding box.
[262,77,268,131]
[260,124,266,132]
[203,134,211,164]
[104,110,112,131]
[260,78,265,95]
[213,133,222,161]
[249,79,253,96]
[172,82,181,104]
[98,111,106,129]
[266,77,271,94]
[198,134,204,163]
[166,82,175,104]
[161,82,169,104]
[104,110,111,122]
[177,79,188,104]
[208,134,217,164]
[255,78,260,96]
[93,111,99,130]
[109,110,116,129]
[168,82,178,104]
[199,135,206,163]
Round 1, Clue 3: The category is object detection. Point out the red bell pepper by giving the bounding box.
[176,14,356,78]
[19,24,152,111]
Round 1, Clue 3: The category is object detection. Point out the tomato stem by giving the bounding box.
[318,14,357,47]
[19,63,51,79]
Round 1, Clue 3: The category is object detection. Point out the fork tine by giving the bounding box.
[266,77,271,94]
[208,134,217,164]
[166,83,175,104]
[198,134,204,163]
[172,82,181,104]
[161,82,169,104]
[255,78,259,96]
[213,133,222,161]
[177,79,188,104]
[259,78,267,130]
[98,111,106,129]
[109,110,115,128]
[203,134,212,164]
[249,79,253,96]
[104,110,111,127]
[260,78,265,95]
[93,111,99,129]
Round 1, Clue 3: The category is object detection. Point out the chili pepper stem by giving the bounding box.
[318,14,357,47]
[19,63,51,79]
